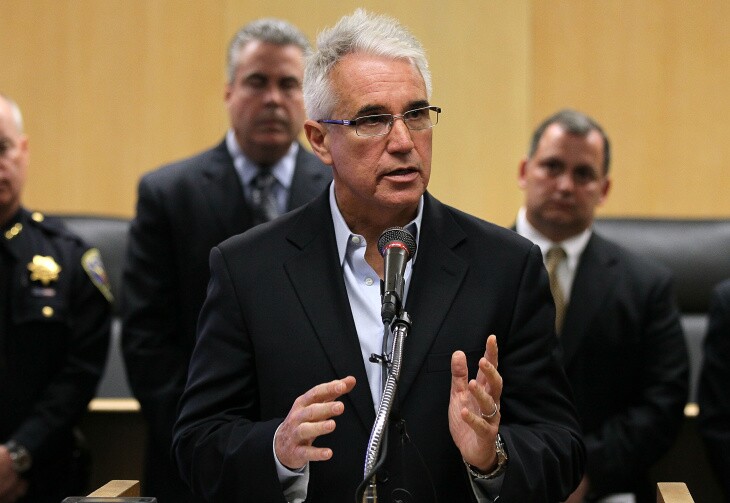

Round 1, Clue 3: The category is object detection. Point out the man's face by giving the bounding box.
[518,123,610,242]
[305,53,432,227]
[225,40,306,167]
[0,99,28,224]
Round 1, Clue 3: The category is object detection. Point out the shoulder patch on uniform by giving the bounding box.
[82,248,114,303]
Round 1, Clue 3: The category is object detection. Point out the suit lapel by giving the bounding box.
[398,195,469,402]
[287,145,330,210]
[200,140,254,236]
[283,193,375,431]
[280,193,470,426]
[561,234,620,366]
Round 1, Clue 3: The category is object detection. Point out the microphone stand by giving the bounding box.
[360,311,411,503]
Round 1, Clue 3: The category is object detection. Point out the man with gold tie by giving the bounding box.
[515,109,689,503]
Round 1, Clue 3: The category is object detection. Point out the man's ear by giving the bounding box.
[598,176,612,205]
[517,158,529,190]
[304,120,333,166]
[17,134,30,166]
[224,82,232,103]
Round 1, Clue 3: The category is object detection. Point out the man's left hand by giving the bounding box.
[448,334,503,472]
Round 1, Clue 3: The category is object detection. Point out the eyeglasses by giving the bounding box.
[318,105,441,137]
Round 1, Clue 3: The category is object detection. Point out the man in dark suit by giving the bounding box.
[121,19,331,502]
[698,278,730,502]
[515,109,688,502]
[173,10,584,503]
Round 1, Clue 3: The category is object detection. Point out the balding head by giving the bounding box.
[0,93,30,225]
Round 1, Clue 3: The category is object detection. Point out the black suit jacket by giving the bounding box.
[698,278,730,502]
[173,191,584,503]
[560,233,688,501]
[120,139,330,501]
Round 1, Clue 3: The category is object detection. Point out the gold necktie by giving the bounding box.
[545,246,568,334]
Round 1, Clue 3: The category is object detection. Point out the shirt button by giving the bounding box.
[351,236,361,245]
[365,277,374,286]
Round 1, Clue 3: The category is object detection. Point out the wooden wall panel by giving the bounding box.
[2,0,229,217]
[531,0,730,218]
[1,0,529,224]
[3,1,728,225]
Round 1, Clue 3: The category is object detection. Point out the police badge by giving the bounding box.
[27,255,62,285]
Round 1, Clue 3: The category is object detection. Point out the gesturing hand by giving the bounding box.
[274,376,357,470]
[0,446,28,503]
[448,334,503,472]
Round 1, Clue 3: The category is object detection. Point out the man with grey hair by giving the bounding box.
[121,18,330,502]
[1,94,111,502]
[515,109,688,502]
[174,10,583,502]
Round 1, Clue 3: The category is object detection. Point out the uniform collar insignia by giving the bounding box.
[4,222,23,240]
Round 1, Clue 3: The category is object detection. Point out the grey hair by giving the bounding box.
[529,109,611,174]
[227,18,311,83]
[303,9,432,120]
[0,93,24,134]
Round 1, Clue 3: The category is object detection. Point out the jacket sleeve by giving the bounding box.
[121,176,190,446]
[698,282,730,497]
[584,272,689,495]
[173,247,288,502]
[497,244,586,502]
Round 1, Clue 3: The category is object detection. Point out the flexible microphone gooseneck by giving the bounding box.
[357,227,417,503]
[377,227,417,325]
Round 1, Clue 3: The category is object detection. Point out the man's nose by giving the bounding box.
[555,171,575,191]
[262,84,284,104]
[386,117,415,151]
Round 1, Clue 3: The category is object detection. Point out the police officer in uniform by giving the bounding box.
[0,93,112,502]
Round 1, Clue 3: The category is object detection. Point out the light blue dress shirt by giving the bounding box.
[226,128,297,214]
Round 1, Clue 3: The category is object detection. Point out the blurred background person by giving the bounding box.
[120,18,331,502]
[698,278,730,502]
[514,109,688,503]
[0,93,111,502]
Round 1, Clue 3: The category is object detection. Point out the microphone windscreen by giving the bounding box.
[377,227,417,258]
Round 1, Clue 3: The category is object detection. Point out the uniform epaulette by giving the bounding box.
[27,211,84,245]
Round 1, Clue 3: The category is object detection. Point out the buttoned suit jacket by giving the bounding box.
[173,190,584,503]
[698,278,730,501]
[121,139,331,501]
[560,233,688,502]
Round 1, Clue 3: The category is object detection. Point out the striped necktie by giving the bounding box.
[250,170,280,225]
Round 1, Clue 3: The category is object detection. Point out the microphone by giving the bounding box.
[377,227,417,325]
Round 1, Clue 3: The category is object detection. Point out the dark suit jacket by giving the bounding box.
[120,139,330,501]
[560,233,688,502]
[173,191,584,503]
[698,278,730,502]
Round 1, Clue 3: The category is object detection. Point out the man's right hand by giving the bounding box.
[274,376,357,470]
[0,446,28,503]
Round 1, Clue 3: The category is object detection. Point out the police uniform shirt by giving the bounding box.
[0,207,111,484]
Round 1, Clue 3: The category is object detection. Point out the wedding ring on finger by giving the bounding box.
[481,402,499,420]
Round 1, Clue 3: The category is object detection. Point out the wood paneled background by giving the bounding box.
[2,1,729,225]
